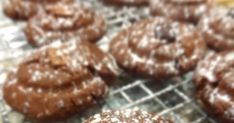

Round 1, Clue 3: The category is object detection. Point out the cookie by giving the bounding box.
[3,40,120,122]
[150,0,213,24]
[110,17,206,79]
[24,3,106,47]
[194,51,234,123]
[83,108,173,123]
[199,8,234,51]
[102,0,148,6]
[3,0,73,20]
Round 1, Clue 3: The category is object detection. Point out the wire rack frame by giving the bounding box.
[0,0,218,123]
[105,73,217,123]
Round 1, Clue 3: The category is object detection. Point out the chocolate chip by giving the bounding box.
[154,23,176,42]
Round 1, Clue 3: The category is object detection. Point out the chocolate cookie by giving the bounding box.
[3,40,120,122]
[110,17,206,79]
[102,0,148,6]
[24,3,106,47]
[150,0,213,24]
[199,8,234,51]
[3,0,73,20]
[83,108,173,123]
[194,50,234,123]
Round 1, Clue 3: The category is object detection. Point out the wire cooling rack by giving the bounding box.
[0,0,218,123]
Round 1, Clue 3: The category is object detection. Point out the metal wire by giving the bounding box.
[0,0,218,123]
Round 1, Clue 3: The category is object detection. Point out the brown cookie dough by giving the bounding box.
[24,3,106,47]
[199,8,234,51]
[3,40,120,122]
[83,108,173,123]
[110,17,206,79]
[102,0,148,6]
[194,51,234,123]
[150,0,213,24]
[3,0,73,20]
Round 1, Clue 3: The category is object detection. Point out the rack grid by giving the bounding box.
[0,0,218,123]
